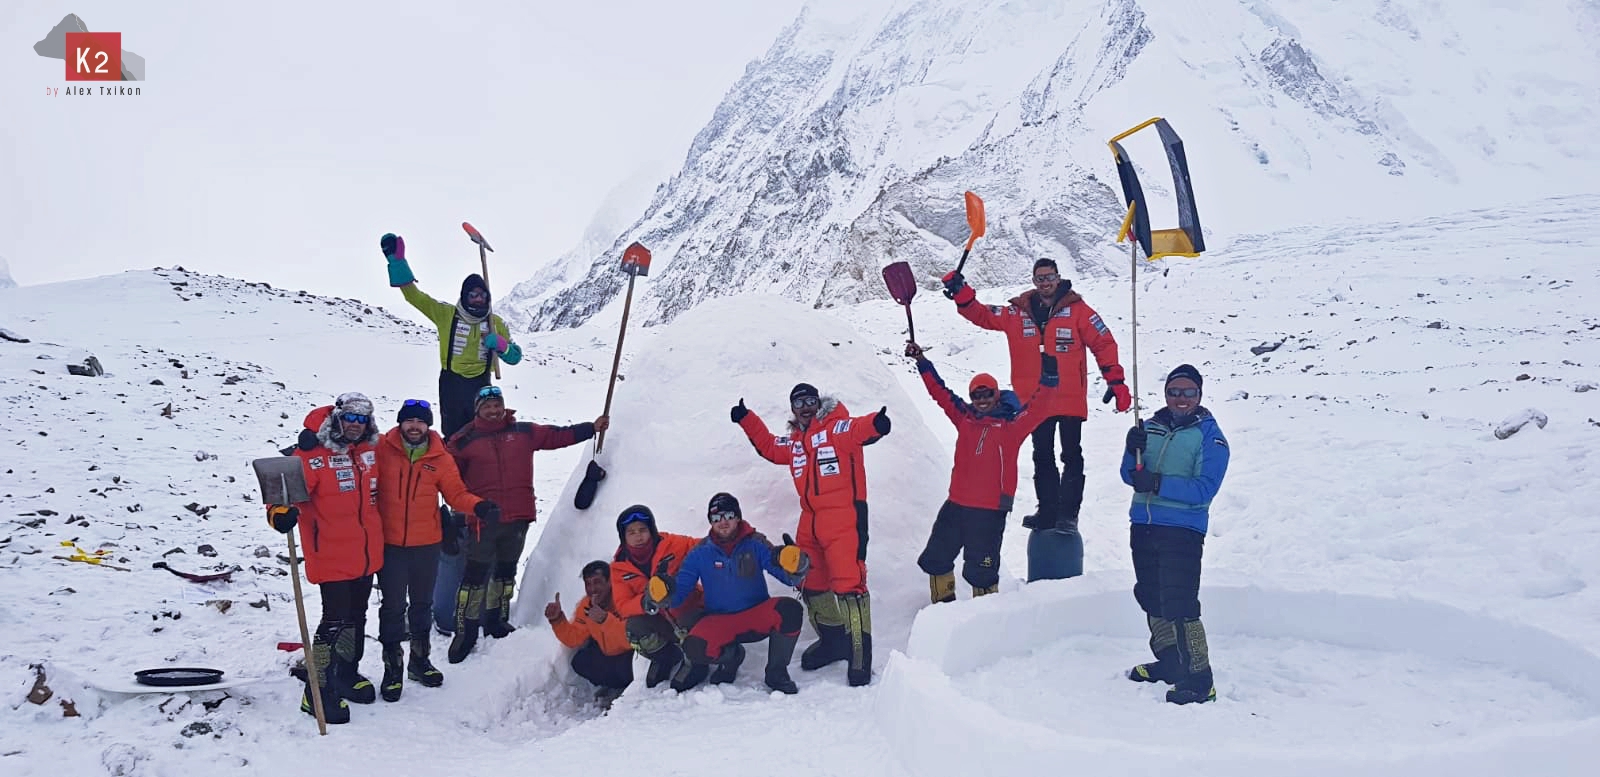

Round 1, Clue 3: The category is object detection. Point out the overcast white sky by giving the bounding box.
[0,0,803,310]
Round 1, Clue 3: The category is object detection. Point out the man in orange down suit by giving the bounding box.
[546,560,634,704]
[612,505,705,688]
[733,383,890,687]
[942,257,1130,534]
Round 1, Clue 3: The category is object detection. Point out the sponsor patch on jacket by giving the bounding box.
[1089,313,1109,334]
[361,451,376,466]
[338,481,356,492]
[817,446,840,476]
[792,455,808,469]
[988,305,1004,316]
[833,419,851,434]
[810,430,828,447]
[330,454,352,468]
[335,468,355,481]
[1055,330,1073,353]
[421,463,437,472]
[785,438,800,452]
[308,457,325,470]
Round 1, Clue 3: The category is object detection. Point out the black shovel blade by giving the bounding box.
[882,261,917,306]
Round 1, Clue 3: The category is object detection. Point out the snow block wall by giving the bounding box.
[510,294,954,671]
[876,579,1600,777]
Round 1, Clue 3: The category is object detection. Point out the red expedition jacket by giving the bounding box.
[446,410,595,528]
[288,407,384,584]
[919,362,1049,512]
[957,288,1121,419]
[737,399,884,516]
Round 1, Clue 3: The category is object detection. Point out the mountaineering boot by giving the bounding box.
[448,584,486,664]
[482,576,517,638]
[1129,615,1182,684]
[1166,618,1216,705]
[972,583,998,598]
[929,573,956,604]
[841,593,874,687]
[330,622,376,704]
[408,637,444,687]
[380,643,404,702]
[709,642,745,685]
[301,625,350,724]
[1021,513,1043,530]
[643,643,683,689]
[669,660,711,693]
[764,630,800,694]
[799,591,850,671]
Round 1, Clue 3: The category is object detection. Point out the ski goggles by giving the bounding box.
[402,398,431,409]
[1032,272,1060,285]
[1165,387,1200,399]
[969,387,996,401]
[476,386,504,401]
[791,396,821,410]
[708,509,740,524]
[618,510,653,529]
[338,412,371,424]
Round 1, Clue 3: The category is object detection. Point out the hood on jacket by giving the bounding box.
[317,408,380,453]
[459,274,490,319]
[1009,286,1082,312]
[985,389,1023,420]
[788,396,843,433]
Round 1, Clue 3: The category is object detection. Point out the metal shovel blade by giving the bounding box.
[250,457,308,505]
[882,261,918,306]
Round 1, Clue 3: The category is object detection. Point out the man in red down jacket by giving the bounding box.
[732,382,889,687]
[266,392,385,724]
[942,258,1129,534]
[443,385,609,663]
[905,343,1057,602]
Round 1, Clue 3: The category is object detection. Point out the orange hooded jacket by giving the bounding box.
[550,595,631,656]
[375,427,482,547]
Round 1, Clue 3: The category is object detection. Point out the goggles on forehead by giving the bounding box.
[402,398,431,409]
[477,385,504,401]
[1166,387,1200,399]
[791,396,820,410]
[619,511,652,529]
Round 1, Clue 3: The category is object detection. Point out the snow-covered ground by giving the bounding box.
[2,194,1598,776]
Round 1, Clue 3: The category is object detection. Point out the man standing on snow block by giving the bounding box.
[612,505,705,689]
[444,385,609,663]
[1121,365,1229,705]
[733,383,888,687]
[266,392,385,724]
[380,232,522,438]
[905,343,1056,602]
[546,560,634,703]
[642,493,808,694]
[943,258,1129,535]
[374,398,496,701]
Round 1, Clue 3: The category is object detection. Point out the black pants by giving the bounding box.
[439,368,491,439]
[377,544,440,645]
[917,500,1006,588]
[625,608,704,658]
[1130,524,1205,620]
[571,642,634,690]
[1031,416,1085,526]
[319,575,374,625]
[464,519,529,568]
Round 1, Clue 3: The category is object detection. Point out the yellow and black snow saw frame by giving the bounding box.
[1107,117,1204,260]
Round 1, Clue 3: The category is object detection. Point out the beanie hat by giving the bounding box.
[334,392,375,419]
[580,560,610,580]
[616,504,659,544]
[789,383,819,403]
[968,373,999,396]
[1165,364,1203,390]
[707,492,742,522]
[460,274,490,316]
[396,400,434,427]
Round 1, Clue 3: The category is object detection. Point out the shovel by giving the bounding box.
[952,191,987,277]
[882,261,919,343]
[250,456,326,735]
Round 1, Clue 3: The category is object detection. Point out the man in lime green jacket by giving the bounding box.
[380,233,523,438]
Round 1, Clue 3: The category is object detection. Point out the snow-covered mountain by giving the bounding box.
[0,255,16,289]
[501,0,1600,332]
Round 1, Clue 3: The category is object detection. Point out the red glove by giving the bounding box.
[1101,364,1131,413]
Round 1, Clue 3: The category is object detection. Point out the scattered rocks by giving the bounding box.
[150,379,164,386]
[1494,408,1548,440]
[197,543,217,557]
[66,356,105,377]
[180,722,213,738]
[0,328,30,343]
[252,545,271,558]
[1515,374,1532,381]
[1426,321,1443,329]
[1250,338,1286,356]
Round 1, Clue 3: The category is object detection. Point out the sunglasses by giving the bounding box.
[791,396,820,410]
[1166,387,1200,398]
[708,510,740,524]
[339,412,371,424]
[402,398,431,409]
[476,386,503,401]
[969,388,995,401]
[1032,273,1060,285]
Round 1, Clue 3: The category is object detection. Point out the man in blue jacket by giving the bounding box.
[1120,364,1230,705]
[643,492,810,695]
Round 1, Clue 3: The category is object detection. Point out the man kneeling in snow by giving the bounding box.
[546,561,633,703]
[642,493,809,695]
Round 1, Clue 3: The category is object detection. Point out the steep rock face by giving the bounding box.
[503,0,1600,332]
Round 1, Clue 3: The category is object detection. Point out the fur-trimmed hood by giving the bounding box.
[787,395,842,433]
[316,411,380,454]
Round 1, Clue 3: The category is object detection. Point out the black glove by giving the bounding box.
[1040,354,1060,388]
[941,270,966,300]
[296,428,319,452]
[1125,426,1147,456]
[267,505,299,534]
[730,398,749,423]
[1131,469,1162,494]
[873,406,891,435]
[439,508,461,555]
[475,500,501,525]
